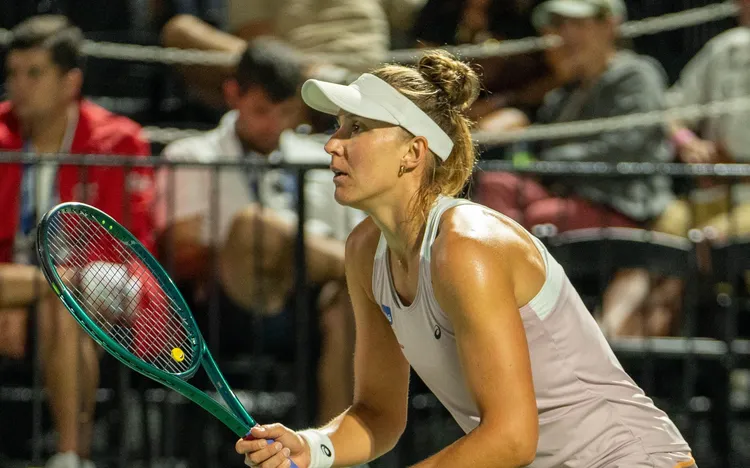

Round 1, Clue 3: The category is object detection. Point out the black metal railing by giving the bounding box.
[2,153,750,467]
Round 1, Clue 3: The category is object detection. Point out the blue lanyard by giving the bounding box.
[244,152,298,207]
[19,140,37,237]
[18,140,59,236]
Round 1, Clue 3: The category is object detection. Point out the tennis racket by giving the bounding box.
[35,202,298,467]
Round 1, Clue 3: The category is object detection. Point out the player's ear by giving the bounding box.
[401,135,429,173]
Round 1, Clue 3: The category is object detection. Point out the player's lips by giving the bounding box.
[331,166,349,182]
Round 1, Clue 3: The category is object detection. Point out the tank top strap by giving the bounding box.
[420,196,475,260]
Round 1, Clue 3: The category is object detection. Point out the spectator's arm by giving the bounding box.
[219,204,345,312]
[540,68,669,163]
[227,0,280,39]
[161,14,246,55]
[157,216,211,284]
[160,14,247,107]
[0,263,52,308]
[222,205,345,284]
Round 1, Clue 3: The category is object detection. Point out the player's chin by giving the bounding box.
[333,187,358,207]
[334,190,370,213]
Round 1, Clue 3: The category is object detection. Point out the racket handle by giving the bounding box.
[244,431,299,468]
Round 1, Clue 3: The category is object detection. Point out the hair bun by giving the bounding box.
[417,50,480,112]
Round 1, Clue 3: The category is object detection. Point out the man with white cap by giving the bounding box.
[480,0,675,233]
[477,0,689,340]
[531,0,628,83]
[532,0,627,28]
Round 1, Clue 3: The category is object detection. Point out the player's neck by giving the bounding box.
[24,103,77,154]
[369,194,426,266]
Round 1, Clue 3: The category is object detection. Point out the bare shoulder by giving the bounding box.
[432,204,539,264]
[345,216,381,263]
[431,204,546,306]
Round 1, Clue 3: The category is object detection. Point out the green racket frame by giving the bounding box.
[35,202,257,437]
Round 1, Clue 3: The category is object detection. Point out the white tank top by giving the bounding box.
[371,196,690,468]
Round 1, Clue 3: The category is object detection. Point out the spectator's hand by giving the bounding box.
[476,107,530,133]
[236,424,310,467]
[678,138,719,164]
[305,63,355,85]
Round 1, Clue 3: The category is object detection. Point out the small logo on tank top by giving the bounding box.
[433,325,442,339]
[381,304,393,324]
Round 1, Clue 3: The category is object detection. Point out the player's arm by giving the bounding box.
[319,218,411,465]
[236,218,411,467]
[412,217,539,468]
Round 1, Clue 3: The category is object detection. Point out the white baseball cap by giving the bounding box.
[532,0,627,30]
[301,73,455,161]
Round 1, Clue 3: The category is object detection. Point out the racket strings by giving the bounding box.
[47,212,195,375]
[48,218,193,374]
[61,225,188,340]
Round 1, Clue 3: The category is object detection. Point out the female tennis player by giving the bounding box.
[235,50,696,468]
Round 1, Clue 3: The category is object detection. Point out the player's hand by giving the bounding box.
[236,424,310,467]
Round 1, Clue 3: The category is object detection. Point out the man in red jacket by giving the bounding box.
[0,16,154,468]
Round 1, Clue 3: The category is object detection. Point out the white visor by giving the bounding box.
[301,73,454,161]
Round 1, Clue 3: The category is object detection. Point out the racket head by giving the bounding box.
[35,202,204,380]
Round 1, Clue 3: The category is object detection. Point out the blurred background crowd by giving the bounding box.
[1,0,750,467]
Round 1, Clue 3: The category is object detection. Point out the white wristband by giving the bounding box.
[298,429,335,468]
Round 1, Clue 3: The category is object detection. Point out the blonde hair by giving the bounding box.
[372,50,480,221]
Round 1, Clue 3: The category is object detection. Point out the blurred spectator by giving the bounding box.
[1,1,173,123]
[159,0,389,109]
[0,16,155,468]
[476,0,689,338]
[667,0,750,239]
[156,38,360,424]
[478,0,674,231]
[411,0,562,127]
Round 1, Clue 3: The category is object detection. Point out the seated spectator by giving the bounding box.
[156,38,360,424]
[478,0,675,232]
[0,16,155,468]
[476,0,689,338]
[411,0,563,129]
[667,0,750,239]
[159,0,390,109]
